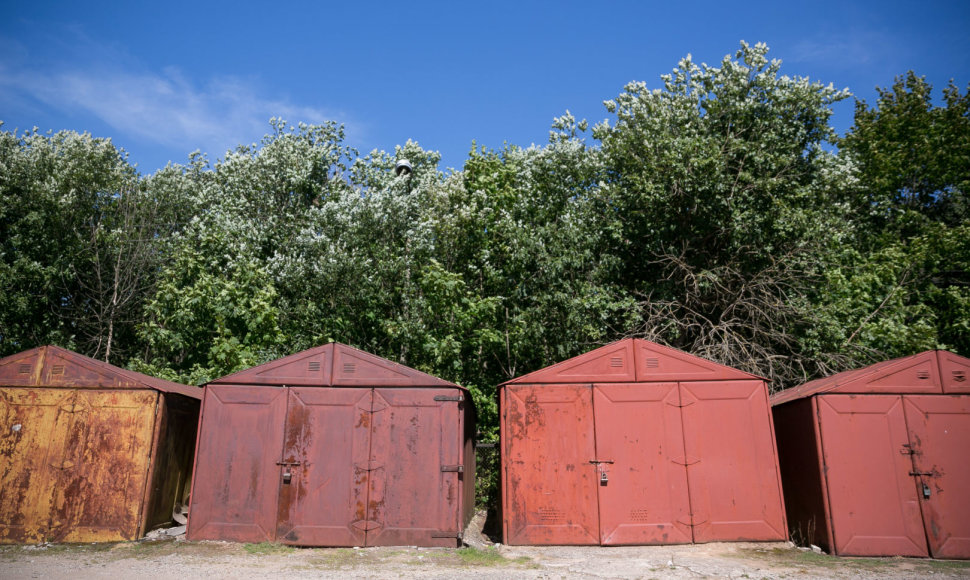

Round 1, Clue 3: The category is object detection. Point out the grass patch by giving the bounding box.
[928,559,970,570]
[737,546,970,574]
[455,546,506,566]
[242,542,296,556]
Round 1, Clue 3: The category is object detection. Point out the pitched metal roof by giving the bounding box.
[208,342,463,389]
[0,345,202,399]
[502,338,762,385]
[771,350,970,405]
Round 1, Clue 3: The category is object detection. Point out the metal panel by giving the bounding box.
[940,351,970,394]
[633,342,757,382]
[817,395,929,556]
[0,388,75,544]
[365,388,463,547]
[187,385,287,543]
[904,395,970,559]
[680,381,786,542]
[592,383,692,545]
[52,390,157,542]
[502,384,599,545]
[502,342,637,384]
[276,387,371,546]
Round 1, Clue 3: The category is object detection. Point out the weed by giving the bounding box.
[243,542,295,555]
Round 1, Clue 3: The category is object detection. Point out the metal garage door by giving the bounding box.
[503,382,785,545]
[0,388,157,543]
[189,385,463,546]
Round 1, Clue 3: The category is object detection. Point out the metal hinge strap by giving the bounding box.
[431,532,461,539]
[441,465,464,473]
[434,395,464,402]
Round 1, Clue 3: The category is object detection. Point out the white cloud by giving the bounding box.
[0,35,359,162]
[788,29,900,70]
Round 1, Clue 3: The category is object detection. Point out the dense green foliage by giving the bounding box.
[2,44,967,507]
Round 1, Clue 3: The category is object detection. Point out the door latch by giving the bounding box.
[590,460,612,485]
[277,460,300,485]
[922,482,931,499]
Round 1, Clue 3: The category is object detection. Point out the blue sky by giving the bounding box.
[2,1,968,174]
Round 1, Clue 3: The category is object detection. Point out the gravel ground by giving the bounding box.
[3,538,970,579]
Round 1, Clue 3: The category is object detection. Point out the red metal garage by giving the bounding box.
[499,338,787,546]
[771,350,970,559]
[0,345,201,544]
[187,342,475,547]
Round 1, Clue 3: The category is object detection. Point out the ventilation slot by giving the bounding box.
[308,361,321,372]
[916,370,930,380]
[610,357,623,368]
[645,358,660,369]
[343,363,356,374]
[953,371,967,383]
[51,365,65,376]
[18,364,31,374]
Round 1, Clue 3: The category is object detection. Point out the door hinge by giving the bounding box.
[434,395,464,402]
[441,465,464,473]
[431,532,461,539]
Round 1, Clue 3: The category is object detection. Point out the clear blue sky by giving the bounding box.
[2,1,968,174]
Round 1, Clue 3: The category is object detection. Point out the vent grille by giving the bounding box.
[629,509,651,522]
[645,358,660,369]
[51,365,65,376]
[953,371,967,383]
[536,507,565,523]
[610,357,623,368]
[308,361,321,372]
[343,363,356,374]
[917,370,930,380]
[18,364,31,374]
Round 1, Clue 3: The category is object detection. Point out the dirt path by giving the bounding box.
[3,539,969,579]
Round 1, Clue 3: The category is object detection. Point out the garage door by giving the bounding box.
[190,385,464,546]
[503,382,785,545]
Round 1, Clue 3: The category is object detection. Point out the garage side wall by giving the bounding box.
[772,398,831,550]
[142,393,200,533]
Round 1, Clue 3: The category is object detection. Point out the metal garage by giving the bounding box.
[186,342,475,547]
[499,338,787,546]
[772,350,970,559]
[0,345,201,543]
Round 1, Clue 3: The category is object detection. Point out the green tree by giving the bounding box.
[0,125,147,360]
[841,72,970,230]
[591,42,853,386]
[807,75,970,364]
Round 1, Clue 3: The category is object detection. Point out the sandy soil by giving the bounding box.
[3,538,970,580]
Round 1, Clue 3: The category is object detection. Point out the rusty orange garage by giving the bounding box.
[0,345,202,544]
[772,350,970,559]
[187,342,475,547]
[499,338,787,546]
